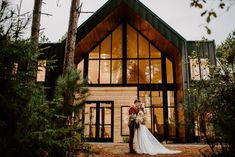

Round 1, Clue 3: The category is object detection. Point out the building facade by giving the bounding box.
[39,0,216,143]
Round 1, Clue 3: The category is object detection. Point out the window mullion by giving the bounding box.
[98,44,101,84]
[110,33,112,84]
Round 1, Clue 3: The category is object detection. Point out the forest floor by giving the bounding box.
[78,142,212,157]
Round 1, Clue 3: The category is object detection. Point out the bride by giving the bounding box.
[135,106,181,155]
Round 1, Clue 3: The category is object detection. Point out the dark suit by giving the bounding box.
[128,106,139,153]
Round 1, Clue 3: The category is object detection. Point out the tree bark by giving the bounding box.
[63,0,80,74]
[31,0,42,50]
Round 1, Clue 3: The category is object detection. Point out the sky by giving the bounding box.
[11,0,235,45]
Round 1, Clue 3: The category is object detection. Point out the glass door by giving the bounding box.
[83,101,114,142]
[138,90,177,142]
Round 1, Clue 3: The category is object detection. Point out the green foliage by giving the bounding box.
[0,1,89,156]
[187,55,235,156]
[217,29,235,69]
[190,0,234,34]
[55,64,89,112]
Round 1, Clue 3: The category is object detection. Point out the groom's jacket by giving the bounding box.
[128,106,139,128]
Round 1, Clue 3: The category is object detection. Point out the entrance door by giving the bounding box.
[83,101,114,142]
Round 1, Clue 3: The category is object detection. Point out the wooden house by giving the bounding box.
[38,0,216,143]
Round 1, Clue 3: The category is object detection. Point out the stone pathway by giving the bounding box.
[79,143,210,157]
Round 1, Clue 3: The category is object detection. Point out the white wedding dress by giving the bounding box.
[135,111,181,155]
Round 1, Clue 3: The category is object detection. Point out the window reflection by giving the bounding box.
[36,60,46,82]
[139,35,149,58]
[150,60,162,83]
[138,90,176,140]
[121,106,130,135]
[153,108,164,136]
[88,24,123,84]
[126,24,163,84]
[112,25,122,58]
[150,44,161,58]
[139,60,150,83]
[100,60,110,84]
[167,91,176,137]
[127,60,138,83]
[89,46,99,59]
[166,58,173,83]
[112,60,122,83]
[152,91,163,107]
[88,60,99,84]
[87,23,173,85]
[127,24,137,58]
[101,35,111,59]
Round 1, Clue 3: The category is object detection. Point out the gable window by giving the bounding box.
[127,24,162,84]
[88,25,123,84]
[166,58,174,83]
[87,23,174,85]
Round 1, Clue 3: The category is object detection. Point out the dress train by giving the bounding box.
[135,124,181,155]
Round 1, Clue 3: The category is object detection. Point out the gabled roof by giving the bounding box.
[74,0,187,63]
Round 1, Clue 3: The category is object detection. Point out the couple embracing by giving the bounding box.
[128,99,181,155]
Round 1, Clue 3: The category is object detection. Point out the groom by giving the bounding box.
[128,99,140,153]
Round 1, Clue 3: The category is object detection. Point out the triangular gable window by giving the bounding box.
[87,23,174,85]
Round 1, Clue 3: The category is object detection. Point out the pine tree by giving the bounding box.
[0,1,89,156]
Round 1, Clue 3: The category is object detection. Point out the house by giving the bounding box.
[38,0,216,143]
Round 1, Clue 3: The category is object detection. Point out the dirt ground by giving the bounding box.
[78,143,211,157]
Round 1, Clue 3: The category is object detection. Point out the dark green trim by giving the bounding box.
[123,22,127,85]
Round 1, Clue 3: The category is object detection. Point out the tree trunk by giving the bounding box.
[31,0,42,50]
[63,0,80,74]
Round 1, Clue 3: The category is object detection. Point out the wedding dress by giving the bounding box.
[135,110,181,155]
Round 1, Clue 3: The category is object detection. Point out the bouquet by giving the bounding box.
[135,111,145,125]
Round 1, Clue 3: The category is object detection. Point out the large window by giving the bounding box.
[86,23,174,85]
[88,25,123,84]
[126,24,162,84]
[137,90,176,141]
[138,91,164,139]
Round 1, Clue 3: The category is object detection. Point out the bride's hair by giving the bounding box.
[139,105,144,112]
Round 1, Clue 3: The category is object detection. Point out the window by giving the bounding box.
[88,25,123,84]
[138,91,164,137]
[190,58,209,80]
[127,24,137,58]
[77,59,84,79]
[127,24,162,84]
[166,58,173,83]
[88,60,99,84]
[86,23,173,86]
[12,63,18,75]
[121,106,130,136]
[167,91,176,137]
[36,60,46,82]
